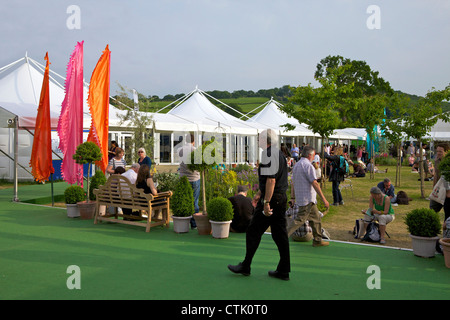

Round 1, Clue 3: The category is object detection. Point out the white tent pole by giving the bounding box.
[201,89,251,120]
[13,116,19,202]
[242,101,269,119]
[156,90,194,114]
[0,57,25,74]
[24,55,38,105]
[28,57,65,91]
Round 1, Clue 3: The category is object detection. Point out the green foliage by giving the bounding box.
[64,185,86,204]
[114,83,154,162]
[402,85,450,196]
[89,170,106,201]
[187,139,222,172]
[72,141,102,165]
[188,138,223,214]
[314,55,393,130]
[154,172,179,193]
[438,153,450,182]
[72,141,102,201]
[207,197,234,222]
[403,85,450,141]
[171,176,195,217]
[404,208,442,237]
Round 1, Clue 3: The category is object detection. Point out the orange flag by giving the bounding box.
[87,45,111,172]
[29,52,55,182]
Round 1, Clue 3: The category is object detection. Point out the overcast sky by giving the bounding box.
[1,0,449,98]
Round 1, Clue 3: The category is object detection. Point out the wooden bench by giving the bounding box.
[93,175,172,232]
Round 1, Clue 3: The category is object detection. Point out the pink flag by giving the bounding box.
[58,41,84,186]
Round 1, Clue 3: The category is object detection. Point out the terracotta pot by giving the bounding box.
[439,238,450,268]
[410,234,440,258]
[77,201,96,220]
[193,213,211,235]
[210,220,232,239]
[172,215,192,233]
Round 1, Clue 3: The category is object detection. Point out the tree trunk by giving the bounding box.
[321,136,326,189]
[418,139,425,198]
[395,142,401,187]
[370,141,375,180]
[201,170,207,214]
[86,162,91,201]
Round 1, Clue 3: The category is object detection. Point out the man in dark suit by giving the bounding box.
[228,129,290,280]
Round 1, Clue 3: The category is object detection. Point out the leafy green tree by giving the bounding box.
[315,55,394,178]
[73,141,102,201]
[114,83,154,163]
[280,62,354,186]
[403,85,450,197]
[380,93,409,186]
[188,138,222,214]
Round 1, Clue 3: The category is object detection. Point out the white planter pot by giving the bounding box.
[410,234,440,258]
[210,220,232,239]
[172,215,192,233]
[66,203,80,218]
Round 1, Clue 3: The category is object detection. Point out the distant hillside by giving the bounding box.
[395,90,450,113]
[111,86,450,117]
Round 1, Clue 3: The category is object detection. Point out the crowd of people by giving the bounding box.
[104,136,449,281]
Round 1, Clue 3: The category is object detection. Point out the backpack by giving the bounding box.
[336,156,349,176]
[362,221,380,242]
[353,219,365,239]
[396,191,411,205]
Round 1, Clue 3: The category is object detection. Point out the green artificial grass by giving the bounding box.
[0,185,449,300]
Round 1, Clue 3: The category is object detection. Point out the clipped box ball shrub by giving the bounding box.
[404,208,442,238]
[207,197,234,222]
[64,185,86,204]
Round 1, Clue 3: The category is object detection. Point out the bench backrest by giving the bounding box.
[93,175,172,210]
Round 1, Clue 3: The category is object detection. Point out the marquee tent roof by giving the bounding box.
[165,88,261,135]
[247,98,318,137]
[0,55,124,129]
[246,98,365,140]
[425,115,450,141]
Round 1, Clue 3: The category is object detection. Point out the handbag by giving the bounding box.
[429,177,446,205]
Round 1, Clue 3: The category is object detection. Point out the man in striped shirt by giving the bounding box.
[288,146,330,247]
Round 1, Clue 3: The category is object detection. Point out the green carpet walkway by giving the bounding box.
[0,183,449,300]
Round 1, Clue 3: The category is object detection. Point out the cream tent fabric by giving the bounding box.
[332,128,367,140]
[0,56,65,129]
[166,88,260,135]
[247,98,363,141]
[0,55,124,129]
[247,98,318,137]
[426,116,450,141]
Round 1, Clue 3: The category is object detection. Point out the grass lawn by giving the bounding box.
[320,165,443,249]
[0,172,449,301]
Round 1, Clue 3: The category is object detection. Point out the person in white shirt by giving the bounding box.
[122,163,140,184]
[121,163,140,218]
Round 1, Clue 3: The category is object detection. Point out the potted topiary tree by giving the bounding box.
[171,176,195,233]
[405,208,442,258]
[188,138,221,235]
[73,141,102,219]
[207,197,234,239]
[64,185,85,218]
